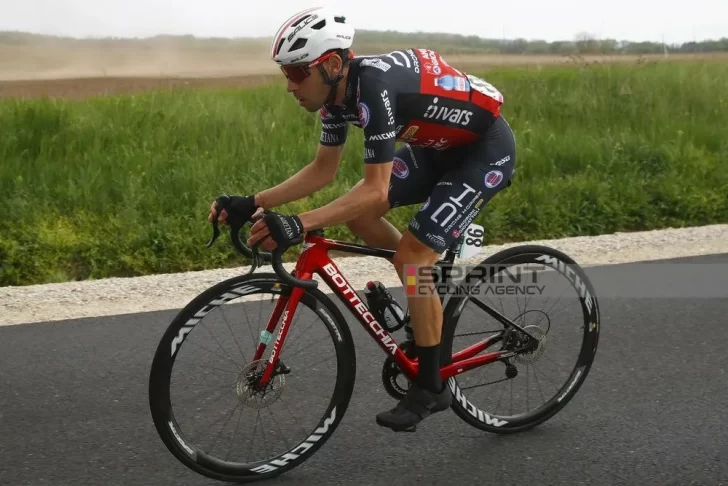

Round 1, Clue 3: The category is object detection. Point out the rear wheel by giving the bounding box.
[149,273,356,482]
[441,245,600,434]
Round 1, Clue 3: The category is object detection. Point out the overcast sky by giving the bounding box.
[2,0,726,44]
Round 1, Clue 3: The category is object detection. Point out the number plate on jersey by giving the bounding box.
[458,223,484,258]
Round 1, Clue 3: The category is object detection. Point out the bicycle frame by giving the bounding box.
[251,230,513,387]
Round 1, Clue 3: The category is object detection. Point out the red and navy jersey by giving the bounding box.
[319,48,504,164]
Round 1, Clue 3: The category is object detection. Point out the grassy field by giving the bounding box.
[1,59,727,286]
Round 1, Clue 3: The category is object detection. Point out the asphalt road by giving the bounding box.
[1,254,727,486]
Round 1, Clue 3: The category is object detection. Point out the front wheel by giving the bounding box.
[149,273,357,482]
[441,244,600,434]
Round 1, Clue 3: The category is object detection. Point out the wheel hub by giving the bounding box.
[513,325,547,364]
[236,359,286,409]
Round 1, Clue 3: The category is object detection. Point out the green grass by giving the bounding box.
[2,59,727,286]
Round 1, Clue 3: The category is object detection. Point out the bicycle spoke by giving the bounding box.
[182,340,243,370]
[181,381,237,397]
[540,352,566,371]
[530,363,561,392]
[263,402,293,452]
[220,305,250,366]
[259,408,268,457]
[494,375,508,414]
[534,301,580,331]
[514,282,525,327]
[532,284,573,329]
[225,403,246,462]
[459,294,507,327]
[185,362,242,377]
[246,412,259,464]
[276,394,311,439]
[208,399,245,455]
[291,354,336,375]
[510,378,514,416]
[529,363,548,405]
[522,273,537,318]
[276,313,318,363]
[201,322,244,370]
[241,298,261,354]
[282,332,331,363]
[526,360,530,412]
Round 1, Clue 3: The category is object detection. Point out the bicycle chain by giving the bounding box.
[458,376,513,391]
[453,329,503,338]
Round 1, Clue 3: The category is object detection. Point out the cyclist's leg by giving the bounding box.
[376,116,516,431]
[346,144,441,250]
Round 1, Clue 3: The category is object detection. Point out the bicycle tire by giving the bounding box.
[441,244,600,434]
[148,272,357,482]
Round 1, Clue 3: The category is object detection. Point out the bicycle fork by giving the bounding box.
[250,284,306,388]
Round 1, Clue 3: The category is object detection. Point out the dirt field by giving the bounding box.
[0,74,285,100]
[1,51,726,100]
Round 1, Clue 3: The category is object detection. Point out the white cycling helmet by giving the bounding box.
[270,6,354,66]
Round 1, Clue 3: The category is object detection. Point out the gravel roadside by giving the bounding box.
[2,224,727,326]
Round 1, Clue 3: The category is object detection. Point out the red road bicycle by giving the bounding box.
[149,195,601,483]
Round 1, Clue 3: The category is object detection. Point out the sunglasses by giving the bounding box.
[280,50,350,84]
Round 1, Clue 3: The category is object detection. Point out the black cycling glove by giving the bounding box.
[263,212,304,248]
[221,195,259,227]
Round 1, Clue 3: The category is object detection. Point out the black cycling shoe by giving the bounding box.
[375,382,452,432]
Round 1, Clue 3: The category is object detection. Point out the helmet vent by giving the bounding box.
[275,38,285,56]
[311,20,326,30]
[334,16,346,23]
[289,38,308,51]
[291,15,312,27]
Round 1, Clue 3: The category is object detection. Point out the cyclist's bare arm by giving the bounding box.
[254,144,344,209]
[298,160,392,231]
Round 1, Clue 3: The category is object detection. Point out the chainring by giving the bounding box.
[381,341,415,400]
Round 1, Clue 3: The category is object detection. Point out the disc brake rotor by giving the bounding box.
[236,359,285,409]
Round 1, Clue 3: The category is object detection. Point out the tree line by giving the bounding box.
[353,30,728,55]
[2,30,726,55]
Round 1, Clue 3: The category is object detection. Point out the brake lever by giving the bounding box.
[206,218,221,248]
[207,207,262,277]
[243,210,270,276]
[206,195,231,249]
[247,242,262,275]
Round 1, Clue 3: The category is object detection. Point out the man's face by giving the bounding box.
[282,54,343,112]
[285,68,330,113]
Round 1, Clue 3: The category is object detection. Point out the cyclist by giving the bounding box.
[208,6,516,432]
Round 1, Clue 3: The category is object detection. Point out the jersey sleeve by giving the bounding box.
[356,72,397,164]
[319,107,348,146]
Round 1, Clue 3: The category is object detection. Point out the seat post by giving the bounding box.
[442,234,463,263]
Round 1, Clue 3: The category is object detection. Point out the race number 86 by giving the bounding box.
[466,226,483,247]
